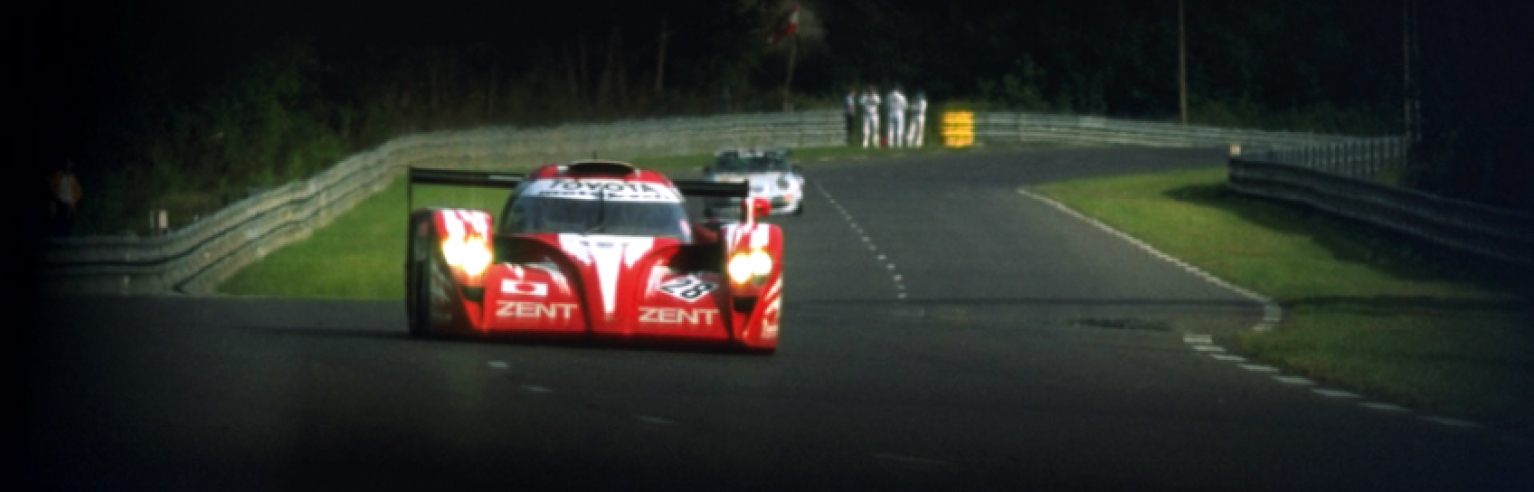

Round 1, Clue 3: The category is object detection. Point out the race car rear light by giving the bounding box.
[443,233,492,277]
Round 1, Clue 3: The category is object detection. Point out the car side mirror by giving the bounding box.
[743,197,772,223]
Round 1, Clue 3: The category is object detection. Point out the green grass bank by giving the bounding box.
[1031,167,1534,435]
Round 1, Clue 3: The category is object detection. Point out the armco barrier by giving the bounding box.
[40,110,1390,296]
[40,111,843,295]
[1230,146,1534,267]
[972,112,1361,149]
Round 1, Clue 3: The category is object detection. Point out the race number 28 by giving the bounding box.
[660,277,717,301]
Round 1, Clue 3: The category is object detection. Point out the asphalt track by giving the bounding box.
[24,147,1534,491]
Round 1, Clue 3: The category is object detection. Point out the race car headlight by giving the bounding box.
[443,234,492,276]
[728,250,774,284]
[749,250,774,275]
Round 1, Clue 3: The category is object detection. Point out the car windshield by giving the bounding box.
[715,154,790,173]
[500,195,690,240]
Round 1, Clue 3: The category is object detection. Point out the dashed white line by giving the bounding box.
[1312,389,1362,399]
[1359,402,1411,413]
[520,384,552,393]
[1272,376,1316,386]
[1191,345,1225,352]
[817,181,907,302]
[487,361,508,369]
[637,415,678,425]
[1209,354,1247,362]
[1239,364,1279,373]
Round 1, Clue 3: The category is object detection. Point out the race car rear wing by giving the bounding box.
[408,166,749,211]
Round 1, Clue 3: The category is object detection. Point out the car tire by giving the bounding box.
[408,259,433,338]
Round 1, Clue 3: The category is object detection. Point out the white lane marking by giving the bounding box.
[1420,416,1483,429]
[487,361,509,370]
[1183,334,1212,344]
[816,181,906,302]
[873,453,949,466]
[637,415,677,425]
[1191,345,1225,352]
[1017,188,1283,332]
[521,385,552,393]
[1359,402,1411,412]
[1209,354,1247,362]
[1015,188,1480,433]
[1312,389,1362,399]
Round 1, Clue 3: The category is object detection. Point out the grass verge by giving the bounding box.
[1031,166,1534,434]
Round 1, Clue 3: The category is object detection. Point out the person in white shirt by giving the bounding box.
[859,86,881,148]
[885,86,907,148]
[906,91,928,147]
[844,88,858,146]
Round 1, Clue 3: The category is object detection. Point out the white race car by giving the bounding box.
[702,148,806,217]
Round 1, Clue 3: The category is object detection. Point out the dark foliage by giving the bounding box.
[27,0,1534,235]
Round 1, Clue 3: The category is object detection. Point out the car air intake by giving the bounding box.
[566,161,639,177]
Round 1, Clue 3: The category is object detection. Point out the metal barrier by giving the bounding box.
[46,109,1452,295]
[1230,143,1533,267]
[972,112,1361,149]
[40,111,843,295]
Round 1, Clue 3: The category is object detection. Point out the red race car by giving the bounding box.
[405,161,784,353]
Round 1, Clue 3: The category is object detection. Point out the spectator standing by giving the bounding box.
[907,91,928,147]
[49,159,83,236]
[885,86,907,148]
[859,86,881,148]
[844,88,859,146]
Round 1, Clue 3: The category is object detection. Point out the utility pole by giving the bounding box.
[783,34,797,111]
[1178,0,1188,125]
[655,17,670,96]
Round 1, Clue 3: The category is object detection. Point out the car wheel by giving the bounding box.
[408,257,434,338]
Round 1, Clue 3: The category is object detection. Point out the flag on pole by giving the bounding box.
[767,3,800,45]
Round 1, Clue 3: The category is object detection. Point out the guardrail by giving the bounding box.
[40,111,843,295]
[971,112,1362,149]
[1230,141,1534,267]
[44,109,1426,296]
